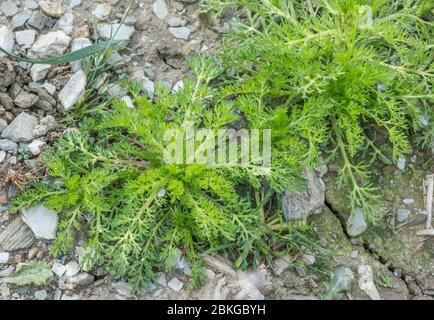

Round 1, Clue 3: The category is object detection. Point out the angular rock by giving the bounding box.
[57,11,74,35]
[70,38,92,72]
[52,262,66,277]
[167,277,183,291]
[11,10,32,30]
[324,266,355,300]
[30,31,71,59]
[0,26,15,57]
[1,112,38,142]
[58,70,87,110]
[34,289,48,300]
[98,24,135,41]
[27,11,48,30]
[39,0,63,18]
[346,207,367,237]
[14,91,39,109]
[0,93,14,110]
[33,115,56,137]
[358,265,381,300]
[0,139,17,152]
[0,150,6,164]
[15,30,36,48]
[0,252,9,264]
[65,261,79,278]
[27,139,45,156]
[0,217,36,251]
[30,64,51,82]
[68,272,94,286]
[397,208,411,223]
[1,1,19,17]
[23,0,39,10]
[92,3,111,20]
[169,27,191,40]
[153,0,168,20]
[22,205,59,240]
[282,168,325,221]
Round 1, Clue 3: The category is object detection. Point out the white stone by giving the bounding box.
[23,0,39,10]
[92,4,111,20]
[68,272,94,286]
[152,0,168,20]
[39,0,63,18]
[15,30,36,48]
[302,254,316,266]
[346,207,367,237]
[169,27,191,40]
[403,198,414,205]
[172,80,184,93]
[167,16,186,27]
[397,157,406,170]
[68,0,82,9]
[142,77,155,95]
[98,24,135,41]
[121,96,134,109]
[57,11,74,35]
[22,204,58,240]
[65,261,80,278]
[358,265,381,300]
[52,262,66,277]
[27,139,45,156]
[70,38,92,72]
[0,252,10,264]
[167,277,183,291]
[31,64,51,82]
[1,112,38,142]
[43,83,56,95]
[58,70,87,110]
[0,150,6,164]
[1,1,19,17]
[30,31,71,59]
[11,11,32,30]
[0,26,15,56]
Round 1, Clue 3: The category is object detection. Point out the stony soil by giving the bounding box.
[0,0,433,300]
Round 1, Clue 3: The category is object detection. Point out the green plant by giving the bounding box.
[11,55,324,289]
[205,0,433,222]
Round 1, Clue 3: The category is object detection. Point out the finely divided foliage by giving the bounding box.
[206,0,433,222]
[11,0,433,289]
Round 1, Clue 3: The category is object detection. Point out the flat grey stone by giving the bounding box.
[22,205,59,240]
[0,139,17,152]
[14,91,39,109]
[15,30,36,47]
[11,10,32,30]
[98,24,135,41]
[0,26,15,57]
[30,64,51,82]
[169,27,191,40]
[153,0,168,20]
[58,70,87,110]
[1,112,38,142]
[167,277,183,291]
[1,1,19,17]
[282,168,325,221]
[346,207,367,237]
[0,217,36,251]
[0,252,9,264]
[29,31,71,59]
[27,11,48,30]
[397,208,411,223]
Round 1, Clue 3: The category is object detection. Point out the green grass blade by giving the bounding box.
[0,40,125,65]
